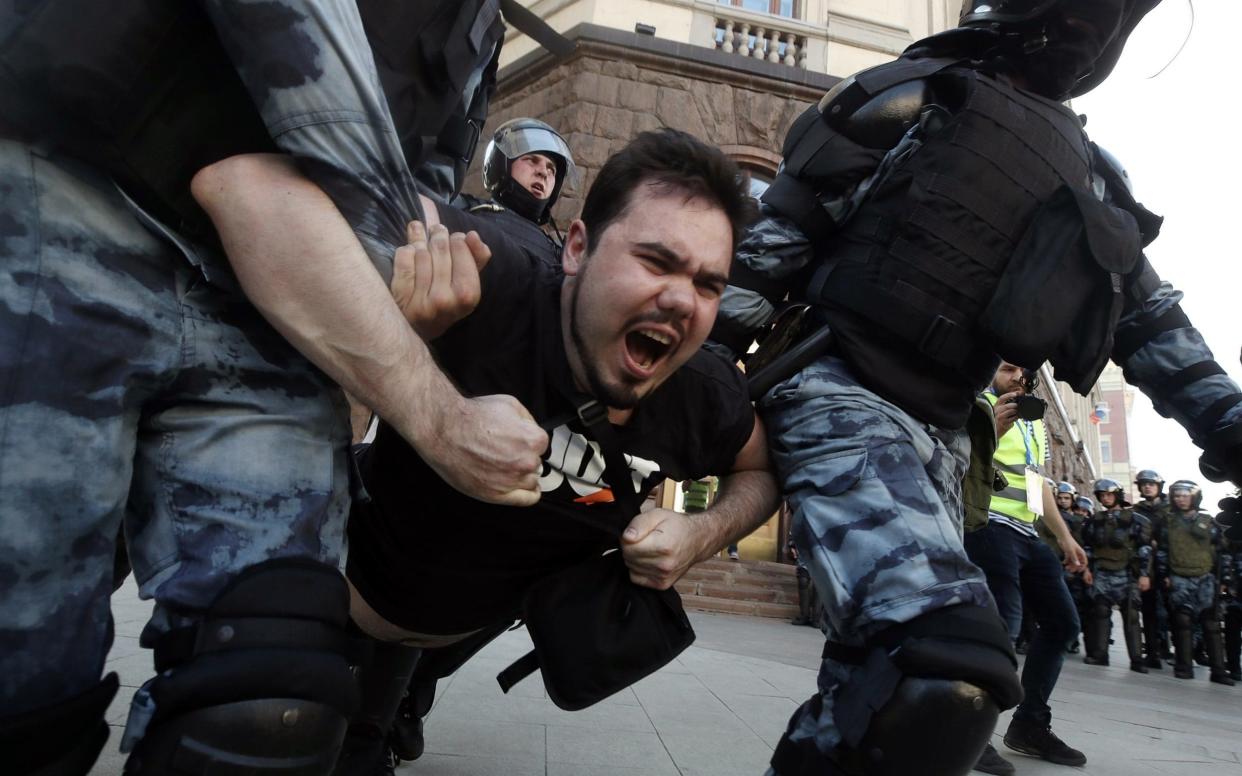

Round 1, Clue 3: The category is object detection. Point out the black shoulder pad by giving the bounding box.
[841,79,932,150]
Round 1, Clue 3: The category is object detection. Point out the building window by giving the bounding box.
[1100,438,1112,465]
[719,0,797,18]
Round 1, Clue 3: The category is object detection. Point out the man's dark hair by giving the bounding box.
[580,129,754,254]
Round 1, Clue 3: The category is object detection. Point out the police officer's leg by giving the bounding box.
[334,637,421,775]
[1140,585,1162,667]
[1170,576,1197,678]
[761,358,1016,776]
[1195,575,1235,685]
[1224,605,1242,680]
[390,620,513,761]
[1084,593,1113,665]
[0,139,185,776]
[120,269,356,774]
[1121,586,1147,672]
[792,565,814,626]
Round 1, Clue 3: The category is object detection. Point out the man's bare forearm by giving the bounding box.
[687,469,781,563]
[191,154,452,447]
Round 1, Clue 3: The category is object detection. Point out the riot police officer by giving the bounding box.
[1081,479,1152,672]
[1158,481,1235,684]
[0,2,565,774]
[457,118,576,258]
[1222,508,1242,682]
[1133,469,1171,667]
[709,1,1242,772]
[1050,482,1090,654]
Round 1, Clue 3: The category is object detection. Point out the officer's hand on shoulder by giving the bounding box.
[391,222,491,340]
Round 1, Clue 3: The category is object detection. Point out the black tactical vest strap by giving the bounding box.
[1112,305,1191,362]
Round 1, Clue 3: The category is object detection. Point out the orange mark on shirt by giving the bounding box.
[574,488,615,505]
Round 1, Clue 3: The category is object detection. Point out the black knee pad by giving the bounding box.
[3,674,118,776]
[773,604,1022,776]
[122,559,360,775]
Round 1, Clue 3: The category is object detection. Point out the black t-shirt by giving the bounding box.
[347,206,754,635]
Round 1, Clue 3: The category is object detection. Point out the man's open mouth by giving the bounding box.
[624,328,675,374]
[531,182,546,196]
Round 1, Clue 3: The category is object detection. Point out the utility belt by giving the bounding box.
[744,303,837,401]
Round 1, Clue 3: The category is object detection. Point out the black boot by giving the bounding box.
[1173,610,1195,680]
[973,742,1015,775]
[791,570,812,626]
[1225,608,1242,681]
[1123,600,1147,673]
[1083,599,1111,666]
[334,640,420,776]
[1204,612,1237,687]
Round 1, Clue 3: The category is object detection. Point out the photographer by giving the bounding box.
[966,362,1088,775]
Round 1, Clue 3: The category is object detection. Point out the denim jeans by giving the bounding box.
[964,521,1080,727]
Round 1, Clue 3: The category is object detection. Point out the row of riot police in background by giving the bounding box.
[1037,473,1242,685]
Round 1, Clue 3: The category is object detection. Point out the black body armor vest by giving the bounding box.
[804,64,1096,427]
[465,200,562,263]
[775,58,1137,427]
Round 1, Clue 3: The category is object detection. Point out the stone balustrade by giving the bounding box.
[713,14,808,68]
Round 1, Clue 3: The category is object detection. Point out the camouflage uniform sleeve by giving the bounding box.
[1114,257,1242,483]
[200,0,423,282]
[710,206,814,358]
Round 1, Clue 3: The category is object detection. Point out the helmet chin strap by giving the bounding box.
[496,178,552,224]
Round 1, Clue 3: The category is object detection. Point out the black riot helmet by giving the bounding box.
[1093,478,1123,497]
[1134,469,1164,491]
[482,118,576,225]
[1055,481,1078,497]
[1168,479,1203,510]
[1075,496,1095,513]
[957,0,1163,99]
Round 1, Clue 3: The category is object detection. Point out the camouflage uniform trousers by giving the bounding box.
[0,0,434,718]
[1169,573,1217,616]
[759,356,996,770]
[1091,568,1140,609]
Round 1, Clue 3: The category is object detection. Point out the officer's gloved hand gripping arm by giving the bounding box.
[191,2,548,507]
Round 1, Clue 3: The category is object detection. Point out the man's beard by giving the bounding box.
[568,269,641,409]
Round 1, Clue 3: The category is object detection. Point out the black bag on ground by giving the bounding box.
[496,399,696,710]
[979,184,1142,393]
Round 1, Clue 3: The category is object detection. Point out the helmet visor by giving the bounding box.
[494,125,581,193]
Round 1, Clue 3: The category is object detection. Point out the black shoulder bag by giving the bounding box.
[495,399,696,710]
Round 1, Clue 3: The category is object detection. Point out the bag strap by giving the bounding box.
[540,395,644,531]
[496,650,540,693]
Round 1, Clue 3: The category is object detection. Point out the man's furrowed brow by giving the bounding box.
[633,241,729,287]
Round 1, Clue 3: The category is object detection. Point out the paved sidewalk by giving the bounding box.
[94,578,1241,775]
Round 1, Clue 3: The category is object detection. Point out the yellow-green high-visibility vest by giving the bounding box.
[984,391,1046,525]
